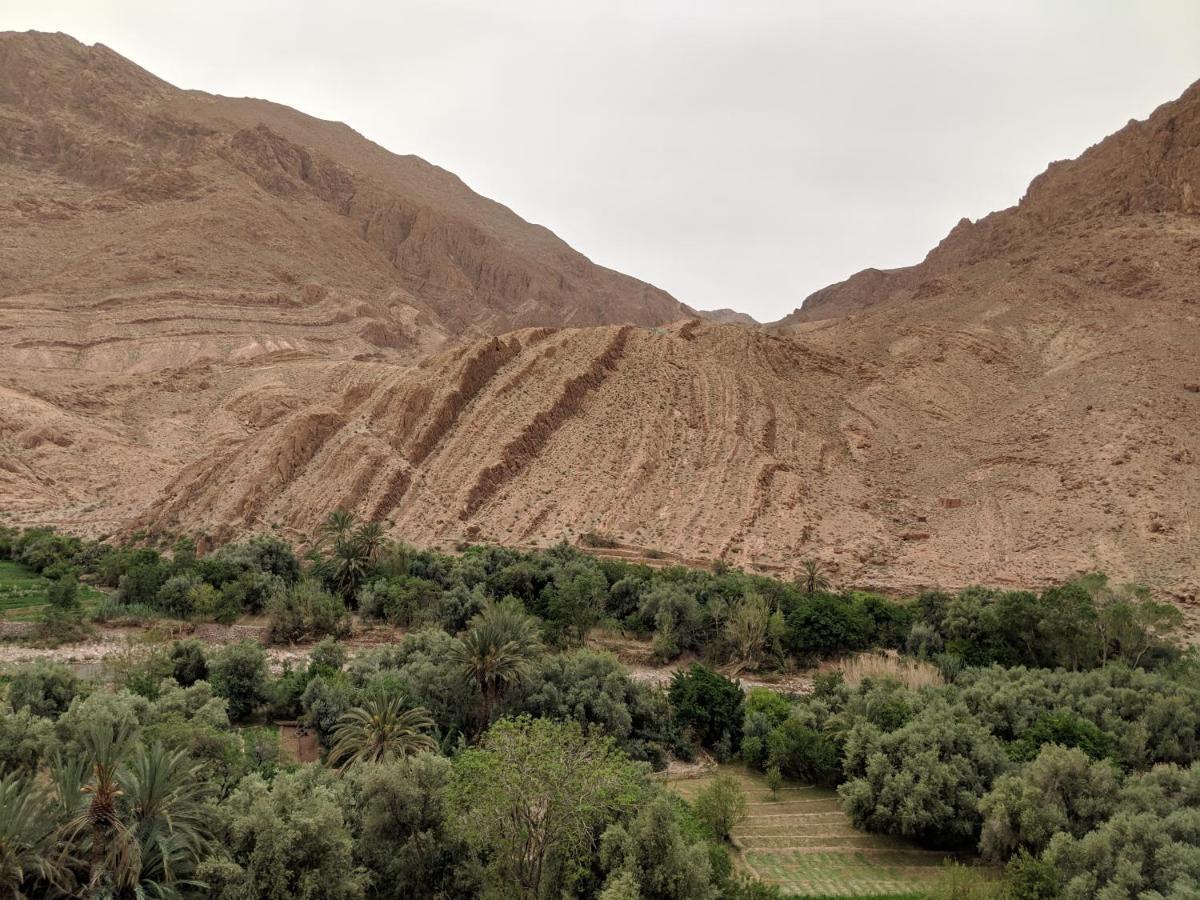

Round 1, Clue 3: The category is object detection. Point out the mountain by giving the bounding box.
[696,308,761,327]
[0,30,692,377]
[2,32,1198,604]
[775,79,1200,326]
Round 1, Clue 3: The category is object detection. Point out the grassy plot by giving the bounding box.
[0,559,106,618]
[670,767,953,897]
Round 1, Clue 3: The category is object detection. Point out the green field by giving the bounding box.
[0,559,107,619]
[671,767,954,898]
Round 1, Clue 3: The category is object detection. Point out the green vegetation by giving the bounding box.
[0,519,1195,897]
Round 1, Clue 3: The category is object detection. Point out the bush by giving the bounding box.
[839,702,1009,848]
[268,578,349,642]
[358,575,441,627]
[156,573,203,617]
[170,639,209,686]
[209,642,268,721]
[118,561,170,606]
[784,592,870,661]
[0,705,54,774]
[669,664,744,750]
[766,717,841,786]
[7,661,79,719]
[692,774,748,842]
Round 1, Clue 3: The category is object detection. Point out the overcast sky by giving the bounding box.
[10,1,1200,321]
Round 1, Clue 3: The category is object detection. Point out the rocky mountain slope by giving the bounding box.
[2,32,1197,602]
[0,30,691,376]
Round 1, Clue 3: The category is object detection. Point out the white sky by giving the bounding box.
[8,1,1200,321]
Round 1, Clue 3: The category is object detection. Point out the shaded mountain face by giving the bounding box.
[1,32,1198,607]
[0,30,691,375]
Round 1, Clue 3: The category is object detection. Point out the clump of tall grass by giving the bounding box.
[828,649,944,689]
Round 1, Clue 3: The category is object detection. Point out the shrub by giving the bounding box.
[692,774,748,842]
[669,664,744,750]
[767,717,841,786]
[209,642,268,721]
[7,661,79,719]
[170,639,209,687]
[358,575,441,627]
[785,592,870,661]
[268,578,349,642]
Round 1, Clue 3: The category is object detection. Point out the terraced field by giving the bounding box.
[671,767,954,897]
[0,560,106,619]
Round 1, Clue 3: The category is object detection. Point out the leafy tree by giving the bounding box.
[169,639,208,687]
[269,578,348,642]
[0,708,53,776]
[1009,711,1110,763]
[766,766,783,800]
[208,642,268,721]
[117,562,170,607]
[979,744,1119,861]
[515,650,675,767]
[350,755,480,898]
[599,793,715,899]
[199,766,366,900]
[451,716,642,899]
[327,690,437,771]
[668,665,743,750]
[357,575,441,627]
[45,573,81,614]
[839,703,1009,847]
[1003,849,1061,900]
[7,663,79,720]
[347,630,475,742]
[767,717,840,786]
[544,563,606,648]
[638,584,703,661]
[691,774,747,842]
[785,593,870,660]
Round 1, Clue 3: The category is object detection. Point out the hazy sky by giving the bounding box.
[9,2,1200,321]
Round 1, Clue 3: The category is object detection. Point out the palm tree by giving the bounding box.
[450,599,543,733]
[328,691,438,771]
[317,508,356,548]
[799,559,830,595]
[55,721,142,895]
[354,521,388,564]
[52,726,211,898]
[0,773,69,899]
[328,536,371,600]
[119,742,210,891]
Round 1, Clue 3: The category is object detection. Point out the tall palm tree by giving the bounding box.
[119,742,210,891]
[354,521,388,564]
[328,537,371,600]
[55,721,142,894]
[800,559,830,596]
[450,599,543,733]
[328,691,438,771]
[53,727,211,898]
[317,508,356,548]
[0,773,69,899]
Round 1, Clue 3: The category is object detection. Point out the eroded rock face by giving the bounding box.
[1,32,1199,611]
[0,31,691,377]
